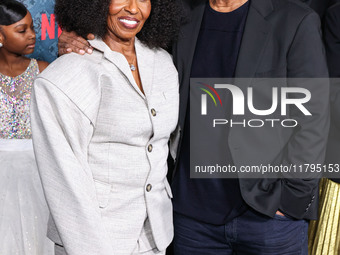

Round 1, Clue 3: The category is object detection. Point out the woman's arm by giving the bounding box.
[30,78,115,255]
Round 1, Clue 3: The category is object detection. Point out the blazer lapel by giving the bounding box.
[176,0,206,89]
[135,39,155,97]
[176,0,206,129]
[91,38,147,99]
[235,0,274,78]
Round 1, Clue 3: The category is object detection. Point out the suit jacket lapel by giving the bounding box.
[176,0,206,129]
[235,0,274,78]
[176,0,206,89]
[91,38,149,99]
[135,39,154,97]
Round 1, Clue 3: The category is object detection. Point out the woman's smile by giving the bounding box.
[118,16,140,29]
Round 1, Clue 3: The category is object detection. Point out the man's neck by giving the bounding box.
[209,0,248,12]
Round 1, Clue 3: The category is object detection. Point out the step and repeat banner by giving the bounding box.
[19,0,60,62]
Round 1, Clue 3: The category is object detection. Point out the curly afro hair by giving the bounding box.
[55,0,181,49]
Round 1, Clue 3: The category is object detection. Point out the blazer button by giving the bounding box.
[146,184,152,192]
[148,144,153,152]
[151,108,157,117]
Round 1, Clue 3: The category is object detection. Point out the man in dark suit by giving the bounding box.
[57,0,329,254]
[170,0,329,254]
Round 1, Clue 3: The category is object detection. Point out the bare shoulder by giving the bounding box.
[37,60,50,73]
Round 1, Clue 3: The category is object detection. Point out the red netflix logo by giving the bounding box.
[41,14,62,40]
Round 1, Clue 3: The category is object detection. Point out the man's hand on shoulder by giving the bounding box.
[58,30,95,56]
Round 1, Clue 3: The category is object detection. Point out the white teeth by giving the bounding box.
[120,19,138,25]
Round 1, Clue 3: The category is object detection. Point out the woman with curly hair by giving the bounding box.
[30,0,180,254]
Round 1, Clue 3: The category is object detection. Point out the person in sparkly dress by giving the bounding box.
[0,1,53,254]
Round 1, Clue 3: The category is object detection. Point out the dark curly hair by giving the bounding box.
[0,0,27,26]
[55,0,181,49]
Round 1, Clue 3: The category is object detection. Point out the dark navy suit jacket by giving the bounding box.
[171,0,330,220]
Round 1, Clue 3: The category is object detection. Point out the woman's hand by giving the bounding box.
[58,30,95,56]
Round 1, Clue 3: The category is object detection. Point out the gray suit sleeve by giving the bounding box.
[30,78,115,255]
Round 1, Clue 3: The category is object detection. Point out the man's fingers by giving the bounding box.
[58,30,93,55]
[87,33,95,40]
[57,46,71,56]
[58,42,85,56]
[59,47,72,56]
[275,210,285,216]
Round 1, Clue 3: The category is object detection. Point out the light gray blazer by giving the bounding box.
[30,38,179,255]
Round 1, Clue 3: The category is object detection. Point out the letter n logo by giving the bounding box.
[199,83,223,115]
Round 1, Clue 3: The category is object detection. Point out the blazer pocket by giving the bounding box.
[94,180,111,208]
[163,89,179,101]
[164,179,173,198]
[150,89,179,135]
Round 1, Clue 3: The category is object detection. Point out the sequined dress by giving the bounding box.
[308,178,340,255]
[0,59,54,255]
